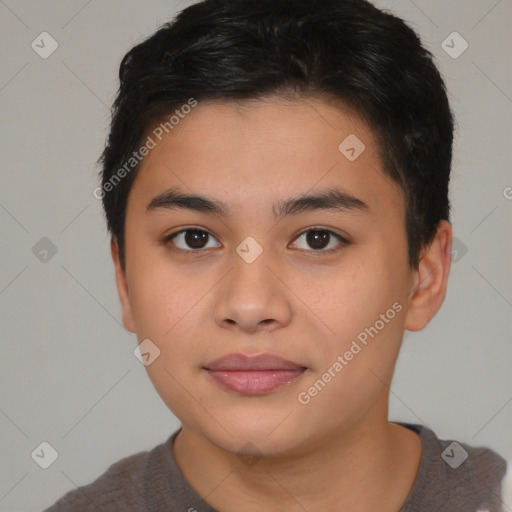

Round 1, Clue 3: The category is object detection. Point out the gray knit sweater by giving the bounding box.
[43,423,507,511]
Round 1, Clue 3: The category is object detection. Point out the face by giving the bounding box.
[114,97,423,457]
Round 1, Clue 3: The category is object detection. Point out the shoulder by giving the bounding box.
[42,440,168,512]
[399,423,509,511]
[502,465,512,509]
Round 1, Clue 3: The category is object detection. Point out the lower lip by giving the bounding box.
[205,369,306,395]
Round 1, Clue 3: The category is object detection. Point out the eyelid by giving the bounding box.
[290,227,349,253]
[163,226,221,252]
[163,226,350,253]
[292,226,349,241]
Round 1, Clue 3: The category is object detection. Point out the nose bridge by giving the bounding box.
[213,239,292,332]
[236,241,276,288]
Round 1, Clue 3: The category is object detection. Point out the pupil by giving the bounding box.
[307,230,329,250]
[186,230,208,248]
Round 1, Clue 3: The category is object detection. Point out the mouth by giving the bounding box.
[203,353,307,396]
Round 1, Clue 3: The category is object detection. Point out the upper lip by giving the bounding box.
[204,353,306,371]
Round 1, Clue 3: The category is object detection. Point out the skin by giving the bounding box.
[111,96,452,511]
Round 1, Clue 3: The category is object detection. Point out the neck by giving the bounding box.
[173,402,421,512]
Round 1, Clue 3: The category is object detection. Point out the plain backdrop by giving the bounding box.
[0,1,511,511]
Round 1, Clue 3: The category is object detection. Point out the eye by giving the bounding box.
[290,228,348,252]
[164,228,221,251]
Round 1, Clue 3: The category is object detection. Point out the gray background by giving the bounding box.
[0,1,510,510]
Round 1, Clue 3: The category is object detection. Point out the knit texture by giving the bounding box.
[43,423,507,511]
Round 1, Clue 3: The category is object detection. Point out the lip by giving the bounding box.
[204,353,307,396]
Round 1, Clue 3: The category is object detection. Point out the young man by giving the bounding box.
[45,0,510,510]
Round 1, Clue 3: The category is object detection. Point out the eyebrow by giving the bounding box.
[146,186,371,218]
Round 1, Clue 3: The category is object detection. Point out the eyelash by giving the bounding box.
[162,227,349,255]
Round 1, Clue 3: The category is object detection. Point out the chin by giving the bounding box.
[197,413,307,458]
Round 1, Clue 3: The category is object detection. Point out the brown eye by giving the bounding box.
[291,229,347,252]
[306,230,330,250]
[167,229,221,251]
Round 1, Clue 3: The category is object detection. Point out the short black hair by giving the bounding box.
[98,0,455,270]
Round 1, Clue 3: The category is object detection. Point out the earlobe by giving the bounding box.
[404,220,452,332]
[111,238,136,333]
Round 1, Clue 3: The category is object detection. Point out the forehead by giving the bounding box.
[130,96,403,219]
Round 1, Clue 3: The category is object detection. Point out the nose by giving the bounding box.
[213,250,293,334]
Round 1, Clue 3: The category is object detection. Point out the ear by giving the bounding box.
[404,220,452,332]
[111,237,136,333]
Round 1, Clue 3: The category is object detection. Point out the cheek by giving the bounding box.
[301,256,405,372]
[303,260,388,335]
[127,261,236,391]
[128,266,207,402]
[127,253,206,344]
